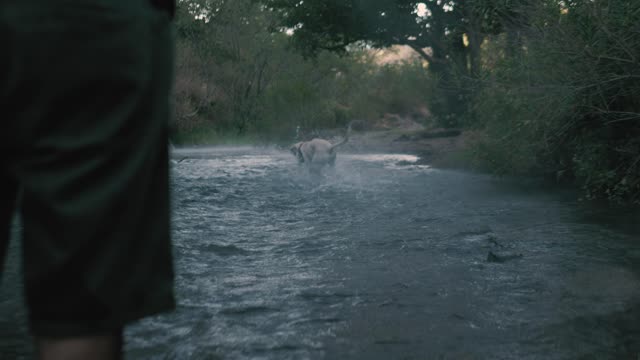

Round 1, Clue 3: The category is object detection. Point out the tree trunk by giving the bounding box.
[467,29,482,77]
[505,27,521,59]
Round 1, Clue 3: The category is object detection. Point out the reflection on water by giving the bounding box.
[1,146,639,359]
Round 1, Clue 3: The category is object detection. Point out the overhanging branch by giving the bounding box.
[407,44,438,65]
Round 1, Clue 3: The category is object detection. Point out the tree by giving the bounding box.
[173,0,393,140]
[173,0,290,134]
[261,0,513,125]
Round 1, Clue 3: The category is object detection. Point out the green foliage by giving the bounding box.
[172,0,438,143]
[469,0,640,203]
[351,60,434,122]
[172,0,640,203]
[260,0,500,123]
[171,125,258,145]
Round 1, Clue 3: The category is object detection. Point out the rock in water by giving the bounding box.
[487,251,523,263]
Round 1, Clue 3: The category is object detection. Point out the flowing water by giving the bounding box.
[1,146,639,359]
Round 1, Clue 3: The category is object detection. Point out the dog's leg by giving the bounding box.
[328,154,336,167]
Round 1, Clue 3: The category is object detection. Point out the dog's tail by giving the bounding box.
[329,125,351,154]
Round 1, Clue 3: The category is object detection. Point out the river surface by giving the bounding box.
[1,146,639,359]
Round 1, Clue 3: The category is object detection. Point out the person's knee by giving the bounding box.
[37,331,123,360]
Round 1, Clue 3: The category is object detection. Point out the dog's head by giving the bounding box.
[290,142,304,163]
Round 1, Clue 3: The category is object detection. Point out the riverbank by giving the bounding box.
[339,128,477,169]
[171,125,478,170]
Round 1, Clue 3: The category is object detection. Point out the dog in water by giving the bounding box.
[290,134,348,173]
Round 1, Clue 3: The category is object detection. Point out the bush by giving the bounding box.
[467,0,640,203]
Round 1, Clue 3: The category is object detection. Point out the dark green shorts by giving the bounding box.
[0,0,175,337]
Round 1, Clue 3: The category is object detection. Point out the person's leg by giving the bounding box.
[0,169,18,280]
[37,332,123,360]
[3,1,175,358]
[0,3,19,281]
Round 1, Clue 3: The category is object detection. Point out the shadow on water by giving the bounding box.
[1,146,639,359]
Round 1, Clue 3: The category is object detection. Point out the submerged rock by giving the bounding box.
[487,251,524,263]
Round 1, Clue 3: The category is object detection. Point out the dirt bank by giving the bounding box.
[339,128,477,169]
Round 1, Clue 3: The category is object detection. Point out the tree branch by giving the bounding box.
[407,44,438,64]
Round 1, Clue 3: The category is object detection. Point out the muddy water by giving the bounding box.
[1,147,639,359]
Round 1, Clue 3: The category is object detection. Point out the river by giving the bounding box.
[1,146,639,359]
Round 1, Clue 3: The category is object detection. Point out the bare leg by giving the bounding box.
[37,331,123,360]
